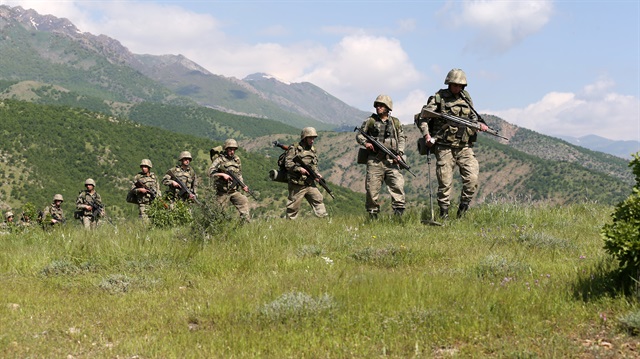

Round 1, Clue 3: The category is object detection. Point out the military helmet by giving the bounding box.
[223,139,238,150]
[53,194,64,202]
[300,127,318,140]
[4,211,14,220]
[373,94,393,111]
[140,159,153,168]
[444,68,467,85]
[84,178,96,186]
[179,151,192,161]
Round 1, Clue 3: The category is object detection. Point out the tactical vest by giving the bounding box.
[287,143,318,185]
[211,155,242,192]
[430,89,478,147]
[363,115,402,159]
[133,172,159,204]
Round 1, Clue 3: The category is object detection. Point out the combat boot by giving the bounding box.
[368,211,378,220]
[457,202,470,218]
[393,208,405,216]
[439,207,449,220]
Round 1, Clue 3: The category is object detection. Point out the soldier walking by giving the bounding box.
[284,127,328,219]
[76,178,104,229]
[129,159,161,221]
[209,139,251,222]
[42,194,65,227]
[162,151,198,203]
[356,94,407,219]
[417,69,489,218]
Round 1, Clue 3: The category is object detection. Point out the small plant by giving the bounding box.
[146,194,193,228]
[619,309,640,335]
[602,153,640,281]
[188,189,238,241]
[258,292,335,322]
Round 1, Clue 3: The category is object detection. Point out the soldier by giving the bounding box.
[129,159,161,221]
[209,139,251,222]
[417,69,488,218]
[162,151,198,202]
[284,127,328,219]
[356,94,406,219]
[42,194,65,227]
[76,178,104,229]
[1,211,15,232]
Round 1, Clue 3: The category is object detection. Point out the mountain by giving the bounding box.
[557,134,640,160]
[0,5,364,130]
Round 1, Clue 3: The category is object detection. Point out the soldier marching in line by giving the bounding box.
[417,69,489,219]
[129,159,161,221]
[209,139,252,222]
[76,178,104,229]
[284,127,328,220]
[41,194,65,227]
[356,94,407,219]
[162,151,198,203]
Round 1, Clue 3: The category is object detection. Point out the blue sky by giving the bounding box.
[3,0,639,142]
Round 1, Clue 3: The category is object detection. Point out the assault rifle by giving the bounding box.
[134,179,158,201]
[353,127,417,177]
[420,108,509,141]
[90,201,104,221]
[168,171,201,204]
[292,155,335,199]
[218,169,258,200]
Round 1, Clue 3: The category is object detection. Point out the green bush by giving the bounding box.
[602,153,640,277]
[146,195,193,228]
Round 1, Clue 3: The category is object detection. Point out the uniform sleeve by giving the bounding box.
[417,96,438,136]
[355,119,369,146]
[396,120,406,154]
[162,170,173,187]
[208,157,222,177]
[76,193,86,210]
[284,146,299,173]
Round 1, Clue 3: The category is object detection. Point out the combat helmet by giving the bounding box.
[140,159,153,168]
[4,211,14,220]
[444,68,467,85]
[223,139,238,150]
[374,94,393,111]
[300,127,318,140]
[85,178,96,186]
[53,194,64,202]
[179,151,192,161]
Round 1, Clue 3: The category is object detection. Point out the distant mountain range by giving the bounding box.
[0,4,636,214]
[557,135,639,160]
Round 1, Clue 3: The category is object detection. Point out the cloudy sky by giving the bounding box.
[2,0,639,142]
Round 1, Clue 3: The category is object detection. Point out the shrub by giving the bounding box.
[146,194,193,228]
[602,153,640,280]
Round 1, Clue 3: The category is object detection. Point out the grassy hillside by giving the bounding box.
[0,100,363,219]
[1,202,639,357]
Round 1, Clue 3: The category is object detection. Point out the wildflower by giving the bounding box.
[321,256,334,265]
[579,255,586,259]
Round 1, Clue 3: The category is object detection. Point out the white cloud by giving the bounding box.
[298,34,423,111]
[441,0,554,54]
[491,78,640,141]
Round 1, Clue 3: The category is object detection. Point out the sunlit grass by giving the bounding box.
[1,202,638,357]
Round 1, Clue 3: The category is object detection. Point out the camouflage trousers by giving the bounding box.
[434,145,479,210]
[137,203,149,222]
[365,158,406,213]
[217,191,250,222]
[286,183,327,220]
[81,215,100,230]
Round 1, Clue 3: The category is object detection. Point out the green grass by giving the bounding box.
[1,202,639,357]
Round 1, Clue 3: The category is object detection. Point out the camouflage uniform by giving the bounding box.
[42,194,65,227]
[209,139,250,222]
[1,211,15,233]
[162,151,198,203]
[130,159,161,221]
[417,69,482,218]
[76,179,103,229]
[285,128,328,219]
[356,95,406,217]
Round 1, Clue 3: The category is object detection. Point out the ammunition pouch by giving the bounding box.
[356,148,369,164]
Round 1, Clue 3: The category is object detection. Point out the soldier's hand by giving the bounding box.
[365,143,375,151]
[299,168,309,176]
[221,173,232,181]
[425,135,435,147]
[85,205,92,211]
[242,186,249,192]
[138,188,148,194]
[171,181,181,188]
[479,123,489,132]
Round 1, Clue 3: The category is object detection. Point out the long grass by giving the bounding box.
[1,202,638,357]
